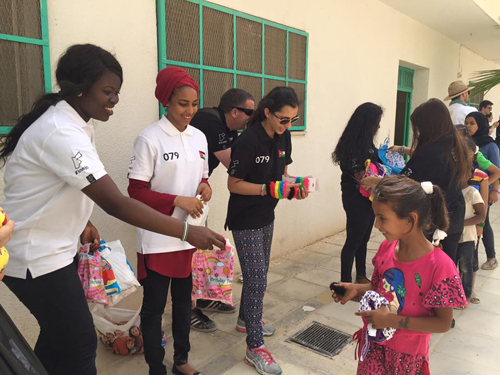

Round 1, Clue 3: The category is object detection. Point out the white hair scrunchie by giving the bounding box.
[421,181,433,195]
[432,229,448,246]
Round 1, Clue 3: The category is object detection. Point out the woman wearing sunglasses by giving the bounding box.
[225,86,308,375]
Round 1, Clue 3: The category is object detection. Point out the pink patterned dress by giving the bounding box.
[356,240,467,375]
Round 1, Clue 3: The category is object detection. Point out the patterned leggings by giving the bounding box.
[232,222,274,349]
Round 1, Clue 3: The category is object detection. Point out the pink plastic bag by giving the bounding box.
[359,159,387,198]
[78,244,109,305]
[191,239,234,306]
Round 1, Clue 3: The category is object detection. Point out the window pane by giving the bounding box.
[287,82,305,128]
[264,26,286,77]
[236,75,262,104]
[288,33,306,81]
[165,0,200,64]
[166,65,200,88]
[203,70,233,108]
[264,79,284,96]
[469,88,483,107]
[236,17,262,73]
[203,7,233,69]
[0,40,44,126]
[0,0,42,39]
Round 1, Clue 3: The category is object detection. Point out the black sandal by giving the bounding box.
[172,364,202,375]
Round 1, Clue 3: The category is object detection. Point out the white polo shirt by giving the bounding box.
[2,100,107,279]
[449,103,477,126]
[128,116,209,254]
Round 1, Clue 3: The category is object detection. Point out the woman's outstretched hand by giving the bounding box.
[186,226,225,250]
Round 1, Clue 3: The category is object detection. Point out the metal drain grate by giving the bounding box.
[287,321,351,357]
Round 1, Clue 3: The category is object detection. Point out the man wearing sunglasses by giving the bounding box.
[191,88,255,176]
[189,88,255,332]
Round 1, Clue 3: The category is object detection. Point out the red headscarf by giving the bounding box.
[155,67,199,107]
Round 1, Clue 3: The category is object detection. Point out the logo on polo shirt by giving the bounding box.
[199,151,206,160]
[278,150,286,158]
[219,133,227,144]
[72,151,89,175]
[72,152,83,169]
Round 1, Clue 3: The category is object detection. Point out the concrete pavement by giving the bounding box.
[2,205,500,374]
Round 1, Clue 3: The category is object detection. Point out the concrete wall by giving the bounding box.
[3,0,500,270]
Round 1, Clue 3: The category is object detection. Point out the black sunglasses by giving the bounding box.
[235,107,254,116]
[272,112,300,125]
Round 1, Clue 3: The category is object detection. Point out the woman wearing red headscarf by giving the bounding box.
[127,67,208,375]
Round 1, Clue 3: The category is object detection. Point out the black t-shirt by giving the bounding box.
[340,145,380,188]
[402,138,464,233]
[225,123,292,230]
[190,107,238,176]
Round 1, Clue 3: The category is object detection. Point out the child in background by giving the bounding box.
[457,173,485,304]
[463,138,490,304]
[332,176,467,374]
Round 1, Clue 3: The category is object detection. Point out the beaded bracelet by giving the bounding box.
[270,181,275,198]
[275,181,280,199]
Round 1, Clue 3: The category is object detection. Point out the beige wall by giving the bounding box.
[2,0,500,271]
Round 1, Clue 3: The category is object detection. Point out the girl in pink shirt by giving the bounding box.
[333,176,467,374]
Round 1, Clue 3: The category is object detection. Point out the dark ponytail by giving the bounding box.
[0,44,123,165]
[429,186,449,234]
[247,86,299,126]
[372,175,449,237]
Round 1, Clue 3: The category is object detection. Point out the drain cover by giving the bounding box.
[287,321,351,357]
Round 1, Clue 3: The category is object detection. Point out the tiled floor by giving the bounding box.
[2,205,500,374]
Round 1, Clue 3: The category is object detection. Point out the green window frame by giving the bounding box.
[0,0,51,135]
[157,0,308,130]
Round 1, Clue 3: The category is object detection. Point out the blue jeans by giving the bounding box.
[457,241,474,298]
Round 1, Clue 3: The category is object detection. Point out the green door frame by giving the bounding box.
[397,66,414,147]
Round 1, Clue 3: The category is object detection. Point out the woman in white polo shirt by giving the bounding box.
[127,67,207,375]
[0,45,224,375]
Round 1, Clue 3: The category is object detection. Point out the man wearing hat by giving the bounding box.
[445,80,477,125]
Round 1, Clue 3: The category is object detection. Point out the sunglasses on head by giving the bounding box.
[235,107,254,116]
[272,112,300,125]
